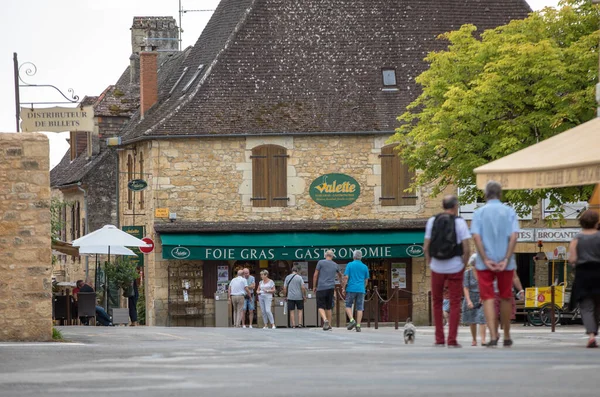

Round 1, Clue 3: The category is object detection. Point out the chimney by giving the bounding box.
[140,45,158,119]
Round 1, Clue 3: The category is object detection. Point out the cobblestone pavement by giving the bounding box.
[0,325,597,397]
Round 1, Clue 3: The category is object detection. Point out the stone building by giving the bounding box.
[114,0,533,326]
[50,17,183,284]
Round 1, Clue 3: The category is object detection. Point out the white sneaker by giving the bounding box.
[249,325,253,328]
[263,326,268,329]
[271,326,276,329]
[242,325,247,329]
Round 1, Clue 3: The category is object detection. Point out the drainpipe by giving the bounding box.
[76,182,89,279]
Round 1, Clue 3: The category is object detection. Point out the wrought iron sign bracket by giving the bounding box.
[13,52,82,132]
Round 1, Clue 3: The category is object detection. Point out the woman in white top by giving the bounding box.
[258,270,276,329]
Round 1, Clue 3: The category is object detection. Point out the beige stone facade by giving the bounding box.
[117,135,439,326]
[0,132,52,341]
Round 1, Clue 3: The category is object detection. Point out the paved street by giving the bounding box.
[0,325,597,397]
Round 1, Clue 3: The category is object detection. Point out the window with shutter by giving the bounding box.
[380,144,416,206]
[75,201,81,238]
[139,153,145,210]
[127,155,133,210]
[70,204,76,241]
[251,145,288,207]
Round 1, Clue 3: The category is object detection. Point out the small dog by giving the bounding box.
[403,317,416,344]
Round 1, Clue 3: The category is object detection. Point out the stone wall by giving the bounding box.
[0,133,52,341]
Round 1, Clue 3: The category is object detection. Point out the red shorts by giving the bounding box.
[478,270,514,300]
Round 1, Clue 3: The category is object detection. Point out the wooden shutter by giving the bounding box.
[251,146,269,207]
[269,145,288,207]
[252,145,288,207]
[380,145,416,206]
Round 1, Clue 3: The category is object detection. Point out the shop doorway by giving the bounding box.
[362,259,412,322]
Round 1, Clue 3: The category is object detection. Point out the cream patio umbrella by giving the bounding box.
[474,118,600,190]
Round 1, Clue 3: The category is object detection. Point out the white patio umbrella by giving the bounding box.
[72,225,149,249]
[78,245,137,256]
[72,225,149,308]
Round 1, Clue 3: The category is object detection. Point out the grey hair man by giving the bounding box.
[313,250,343,331]
[342,250,370,332]
[471,181,519,348]
[242,267,256,328]
[229,269,251,328]
[283,266,307,328]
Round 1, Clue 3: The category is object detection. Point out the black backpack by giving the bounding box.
[429,213,463,260]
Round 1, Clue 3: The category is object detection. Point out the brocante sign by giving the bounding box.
[309,173,360,208]
[20,106,94,133]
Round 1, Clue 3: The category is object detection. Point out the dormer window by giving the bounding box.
[169,66,189,96]
[382,68,398,90]
[182,64,205,94]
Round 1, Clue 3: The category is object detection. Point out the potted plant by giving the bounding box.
[104,257,138,297]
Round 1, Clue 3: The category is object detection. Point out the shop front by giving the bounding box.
[160,230,424,326]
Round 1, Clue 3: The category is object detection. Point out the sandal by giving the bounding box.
[471,341,477,346]
[503,339,513,347]
[484,338,499,348]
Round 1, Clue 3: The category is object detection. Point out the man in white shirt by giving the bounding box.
[229,270,250,328]
[424,195,471,348]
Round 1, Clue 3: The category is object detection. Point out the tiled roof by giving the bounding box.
[50,149,110,187]
[51,50,189,182]
[122,0,531,142]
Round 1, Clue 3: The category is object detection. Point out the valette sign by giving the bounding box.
[128,179,148,192]
[309,173,361,208]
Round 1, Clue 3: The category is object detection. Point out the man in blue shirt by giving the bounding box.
[342,250,370,332]
[471,181,520,348]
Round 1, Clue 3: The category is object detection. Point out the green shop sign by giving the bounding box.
[309,173,360,208]
[122,226,145,267]
[163,244,424,261]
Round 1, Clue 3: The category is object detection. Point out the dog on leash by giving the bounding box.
[403,317,416,344]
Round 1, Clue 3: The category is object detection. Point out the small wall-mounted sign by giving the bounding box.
[155,208,170,218]
[405,245,424,258]
[127,179,148,192]
[171,246,191,260]
[309,173,360,208]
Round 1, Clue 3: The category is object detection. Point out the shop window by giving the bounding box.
[251,145,289,207]
[138,152,145,210]
[127,155,133,210]
[379,144,416,206]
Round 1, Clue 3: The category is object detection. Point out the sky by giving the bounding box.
[0,0,561,168]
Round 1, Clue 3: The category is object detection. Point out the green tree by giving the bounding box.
[390,0,599,214]
[50,197,70,243]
